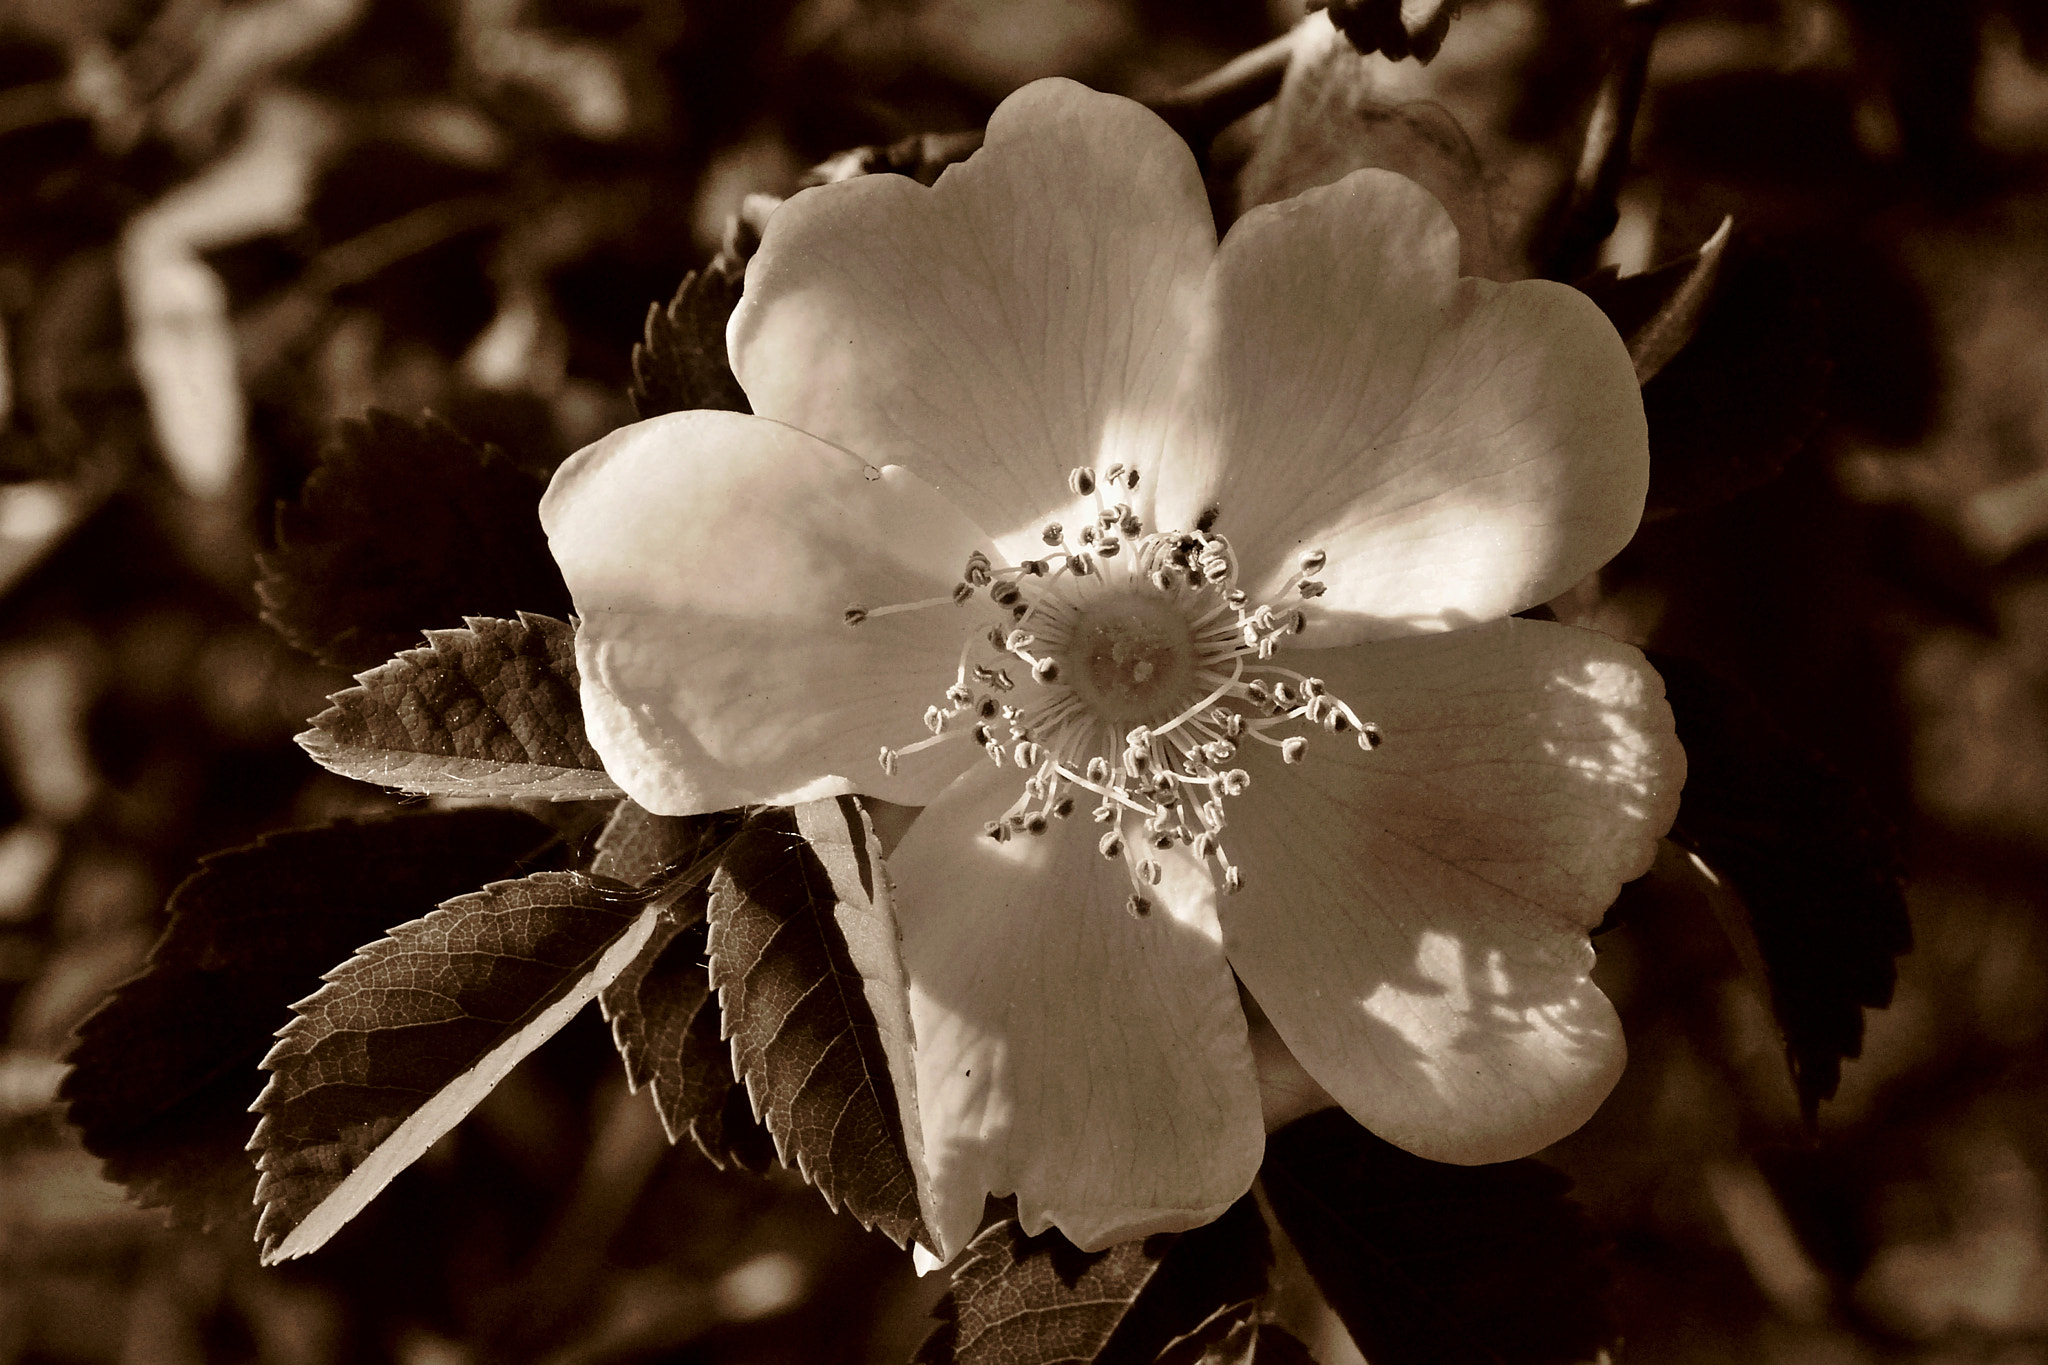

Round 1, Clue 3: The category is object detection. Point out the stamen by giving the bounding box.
[1042,523,1064,545]
[1068,467,1097,496]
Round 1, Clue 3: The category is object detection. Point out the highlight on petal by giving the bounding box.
[730,78,1215,558]
[1219,618,1684,1164]
[540,410,992,815]
[1153,168,1649,644]
[890,761,1263,1258]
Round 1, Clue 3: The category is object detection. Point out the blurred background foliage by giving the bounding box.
[2,0,2048,1361]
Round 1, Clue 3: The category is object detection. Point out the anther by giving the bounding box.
[1222,865,1243,894]
[1025,813,1049,836]
[1042,523,1064,545]
[1222,769,1251,796]
[1126,894,1153,919]
[1124,468,1140,490]
[924,706,945,735]
[946,684,973,707]
[978,697,999,719]
[1005,630,1036,652]
[844,606,869,626]
[1032,657,1061,684]
[1150,831,1174,851]
[1080,525,1097,545]
[1225,588,1248,609]
[1096,536,1120,558]
[1085,756,1111,783]
[964,551,992,586]
[878,746,899,776]
[1098,831,1124,860]
[1196,505,1219,532]
[952,582,974,605]
[1192,833,1214,859]
[1013,741,1043,768]
[1281,737,1309,764]
[990,581,1021,606]
[1299,549,1327,575]
[1298,579,1326,599]
[1020,560,1047,576]
[1119,513,1141,537]
[1052,797,1074,818]
[1138,859,1163,886]
[1068,467,1097,496]
[1359,725,1383,750]
[984,821,1009,843]
[1105,463,1125,486]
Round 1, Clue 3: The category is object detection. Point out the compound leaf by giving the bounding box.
[258,410,574,673]
[916,1198,1273,1365]
[60,809,560,1233]
[251,870,664,1263]
[296,612,621,802]
[705,798,931,1248]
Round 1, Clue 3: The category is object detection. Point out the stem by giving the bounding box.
[1544,0,1667,282]
[1148,31,1296,153]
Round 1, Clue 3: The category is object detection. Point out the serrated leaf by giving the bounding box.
[295,612,622,802]
[594,801,775,1169]
[60,809,560,1232]
[1580,215,1732,385]
[1261,1110,1612,1365]
[251,870,666,1263]
[628,257,750,419]
[705,798,933,1248]
[1653,653,1911,1120]
[257,410,575,673]
[1637,250,1831,519]
[916,1199,1273,1365]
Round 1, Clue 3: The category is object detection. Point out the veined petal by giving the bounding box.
[1154,169,1648,644]
[1221,618,1683,1163]
[541,410,991,815]
[730,78,1214,558]
[892,761,1263,1257]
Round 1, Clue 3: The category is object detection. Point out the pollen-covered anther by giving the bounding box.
[1031,657,1061,684]
[1041,523,1064,546]
[1126,894,1152,919]
[1222,865,1243,894]
[1097,830,1124,859]
[1068,467,1097,496]
[1298,548,1327,575]
[1013,741,1044,769]
[984,821,1009,843]
[1024,813,1049,836]
[1220,769,1251,796]
[1149,831,1174,851]
[951,582,974,605]
[964,551,992,587]
[1137,859,1163,886]
[1298,579,1326,599]
[924,706,946,735]
[878,746,899,776]
[1005,629,1035,652]
[844,606,868,626]
[1280,737,1308,765]
[990,581,1021,607]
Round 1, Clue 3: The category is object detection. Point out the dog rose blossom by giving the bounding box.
[541,78,1683,1259]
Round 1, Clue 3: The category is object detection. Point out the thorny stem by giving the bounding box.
[1543,0,1668,282]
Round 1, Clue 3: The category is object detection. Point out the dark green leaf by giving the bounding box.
[257,410,575,673]
[629,257,750,419]
[705,798,931,1248]
[1654,653,1911,1120]
[1637,250,1831,520]
[60,809,560,1233]
[295,612,621,802]
[1261,1110,1612,1365]
[252,870,666,1263]
[916,1198,1273,1365]
[594,801,773,1169]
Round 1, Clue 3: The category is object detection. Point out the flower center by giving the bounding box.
[849,463,1381,917]
[1063,593,1194,726]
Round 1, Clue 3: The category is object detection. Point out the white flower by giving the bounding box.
[542,78,1684,1259]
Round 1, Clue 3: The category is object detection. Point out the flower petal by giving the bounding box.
[541,410,991,815]
[729,78,1214,556]
[1219,618,1683,1163]
[892,760,1263,1256]
[1153,169,1648,644]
